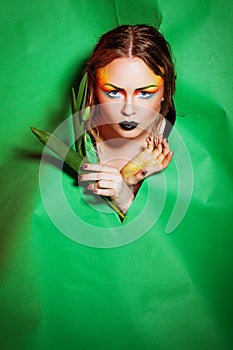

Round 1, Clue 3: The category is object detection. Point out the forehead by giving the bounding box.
[97,57,163,87]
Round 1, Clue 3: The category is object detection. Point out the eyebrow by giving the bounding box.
[102,83,158,91]
[135,84,158,91]
[102,83,124,90]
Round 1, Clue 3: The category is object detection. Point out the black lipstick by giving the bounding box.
[119,121,138,131]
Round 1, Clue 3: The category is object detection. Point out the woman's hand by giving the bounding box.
[121,135,174,185]
[79,163,134,214]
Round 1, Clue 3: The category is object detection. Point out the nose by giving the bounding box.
[121,99,136,116]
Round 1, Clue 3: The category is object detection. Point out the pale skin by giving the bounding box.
[79,57,173,214]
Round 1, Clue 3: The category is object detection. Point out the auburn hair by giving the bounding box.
[85,24,176,116]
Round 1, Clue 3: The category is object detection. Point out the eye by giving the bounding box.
[137,91,154,99]
[105,90,123,98]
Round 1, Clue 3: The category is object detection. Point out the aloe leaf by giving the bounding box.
[71,87,78,115]
[74,106,90,155]
[71,87,82,140]
[81,106,90,121]
[75,134,86,158]
[76,72,87,111]
[30,127,82,173]
[81,75,88,110]
[72,73,88,153]
[72,111,84,154]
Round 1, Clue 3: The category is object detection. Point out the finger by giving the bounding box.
[152,142,162,157]
[79,173,101,181]
[157,141,171,161]
[87,180,118,191]
[162,146,170,157]
[162,137,169,148]
[157,153,165,163]
[126,169,149,185]
[161,151,173,169]
[89,187,116,197]
[162,138,170,155]
[146,136,154,151]
[80,172,120,182]
[97,180,118,190]
[136,169,148,180]
[154,135,159,147]
[87,183,96,191]
[82,163,119,174]
[158,134,163,143]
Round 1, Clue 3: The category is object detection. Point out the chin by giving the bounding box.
[115,127,148,140]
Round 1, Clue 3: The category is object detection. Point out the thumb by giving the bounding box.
[135,169,148,181]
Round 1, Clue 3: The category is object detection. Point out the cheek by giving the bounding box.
[137,97,163,114]
[149,92,164,112]
[152,99,163,112]
[142,109,158,123]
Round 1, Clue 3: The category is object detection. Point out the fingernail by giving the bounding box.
[82,164,88,169]
[93,189,98,193]
[78,175,83,181]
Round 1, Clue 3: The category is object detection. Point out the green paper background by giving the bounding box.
[0,1,233,349]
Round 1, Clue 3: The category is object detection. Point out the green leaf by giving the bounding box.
[30,127,82,173]
[72,73,88,154]
[76,72,87,111]
[81,106,90,121]
[71,87,78,115]
[72,109,84,153]
[75,134,86,158]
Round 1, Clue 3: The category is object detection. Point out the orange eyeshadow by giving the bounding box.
[97,68,108,86]
[102,85,118,92]
[135,87,159,94]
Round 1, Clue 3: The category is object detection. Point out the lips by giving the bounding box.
[119,121,139,131]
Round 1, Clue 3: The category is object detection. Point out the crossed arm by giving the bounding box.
[79,135,173,214]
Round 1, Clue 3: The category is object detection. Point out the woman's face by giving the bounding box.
[95,57,164,140]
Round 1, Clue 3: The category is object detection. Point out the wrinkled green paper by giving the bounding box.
[0,1,233,349]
